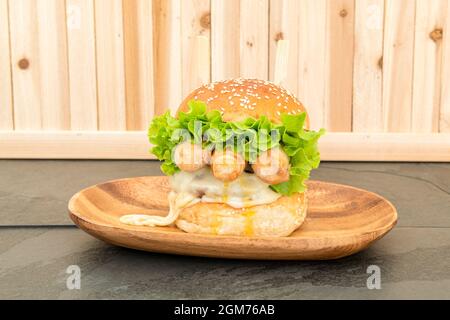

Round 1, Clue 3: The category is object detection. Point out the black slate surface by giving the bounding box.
[0,160,449,299]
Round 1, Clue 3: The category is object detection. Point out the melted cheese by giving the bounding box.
[120,168,281,228]
[170,167,281,208]
[120,191,199,227]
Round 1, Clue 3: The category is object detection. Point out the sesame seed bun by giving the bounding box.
[173,79,309,237]
[177,79,310,128]
[176,192,307,237]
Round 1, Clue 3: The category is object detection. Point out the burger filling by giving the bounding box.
[170,167,281,208]
[121,100,324,227]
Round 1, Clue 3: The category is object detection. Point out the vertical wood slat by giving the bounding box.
[412,0,447,133]
[382,0,415,133]
[325,0,354,132]
[189,36,211,89]
[440,3,450,132]
[36,0,70,130]
[94,0,126,131]
[181,0,211,96]
[9,0,70,130]
[8,0,41,130]
[297,0,327,130]
[153,0,182,116]
[353,0,384,132]
[273,40,290,85]
[0,0,13,129]
[66,0,97,130]
[211,0,240,81]
[3,0,450,138]
[123,0,154,131]
[269,0,299,94]
[240,0,269,80]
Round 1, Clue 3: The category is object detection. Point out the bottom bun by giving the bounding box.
[175,193,307,237]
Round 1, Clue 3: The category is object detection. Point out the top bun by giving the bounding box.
[177,79,309,128]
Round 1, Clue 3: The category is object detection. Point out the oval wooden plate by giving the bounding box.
[68,177,397,260]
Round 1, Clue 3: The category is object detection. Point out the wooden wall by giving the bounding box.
[1,0,449,161]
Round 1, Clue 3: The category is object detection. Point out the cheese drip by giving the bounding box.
[170,167,281,208]
[120,191,199,227]
[120,168,281,227]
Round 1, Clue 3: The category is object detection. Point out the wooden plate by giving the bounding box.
[68,177,397,260]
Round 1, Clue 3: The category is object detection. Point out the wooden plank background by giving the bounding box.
[0,0,449,161]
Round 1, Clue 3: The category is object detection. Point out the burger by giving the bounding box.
[120,79,325,237]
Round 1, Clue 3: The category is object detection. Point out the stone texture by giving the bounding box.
[0,227,449,299]
[0,160,449,227]
[0,160,449,299]
[314,163,450,228]
[0,160,161,225]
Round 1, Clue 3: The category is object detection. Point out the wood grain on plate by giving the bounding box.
[68,177,397,260]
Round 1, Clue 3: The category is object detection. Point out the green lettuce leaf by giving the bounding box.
[270,115,325,195]
[148,100,325,195]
